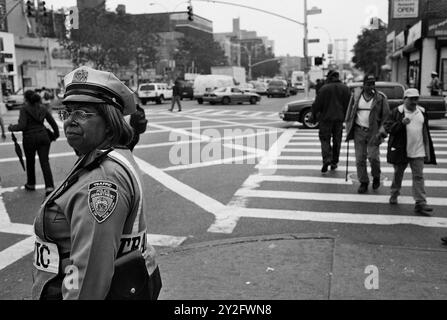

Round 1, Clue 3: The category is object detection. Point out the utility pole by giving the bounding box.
[303,0,309,98]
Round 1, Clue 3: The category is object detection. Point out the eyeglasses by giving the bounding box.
[58,110,98,121]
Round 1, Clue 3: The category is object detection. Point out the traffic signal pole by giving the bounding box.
[303,0,309,98]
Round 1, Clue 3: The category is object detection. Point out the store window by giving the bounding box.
[442,59,447,91]
[408,60,420,89]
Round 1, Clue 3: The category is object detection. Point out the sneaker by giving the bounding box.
[372,177,380,190]
[321,163,330,173]
[389,195,398,205]
[330,164,338,171]
[169,109,173,112]
[24,184,36,191]
[357,183,368,194]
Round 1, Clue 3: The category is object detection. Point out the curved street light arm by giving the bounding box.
[193,0,304,26]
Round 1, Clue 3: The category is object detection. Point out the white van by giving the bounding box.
[193,75,236,104]
[291,71,305,91]
[138,83,172,105]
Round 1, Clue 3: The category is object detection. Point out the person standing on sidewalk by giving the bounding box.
[169,79,182,112]
[8,90,59,196]
[0,99,6,139]
[345,75,390,194]
[384,88,437,216]
[427,71,441,96]
[311,70,351,172]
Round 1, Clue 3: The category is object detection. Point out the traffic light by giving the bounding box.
[38,1,47,16]
[314,56,323,66]
[26,1,35,17]
[187,5,193,21]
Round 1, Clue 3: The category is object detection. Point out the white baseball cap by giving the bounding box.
[404,88,420,98]
[431,71,438,76]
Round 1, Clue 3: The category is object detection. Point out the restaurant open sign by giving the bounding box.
[393,0,419,19]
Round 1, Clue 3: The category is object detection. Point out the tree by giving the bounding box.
[351,26,387,79]
[173,36,228,74]
[60,7,160,72]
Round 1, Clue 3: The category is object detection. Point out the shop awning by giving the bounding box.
[403,38,422,54]
[391,49,403,59]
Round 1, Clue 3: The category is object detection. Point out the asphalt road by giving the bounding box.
[1,92,447,299]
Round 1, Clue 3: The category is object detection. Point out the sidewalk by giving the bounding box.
[157,234,447,300]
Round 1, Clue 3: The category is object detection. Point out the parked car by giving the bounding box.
[137,83,172,105]
[279,81,447,129]
[239,83,257,94]
[180,80,194,100]
[267,80,290,98]
[203,86,261,105]
[5,89,24,110]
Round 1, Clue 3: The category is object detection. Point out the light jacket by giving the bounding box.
[345,88,390,144]
[32,148,158,300]
[384,105,437,165]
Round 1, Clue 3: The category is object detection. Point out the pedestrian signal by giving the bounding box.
[187,5,193,21]
[314,57,323,66]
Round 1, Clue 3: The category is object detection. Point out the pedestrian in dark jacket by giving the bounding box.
[384,88,436,216]
[170,79,182,112]
[311,70,351,172]
[345,75,390,193]
[8,90,59,196]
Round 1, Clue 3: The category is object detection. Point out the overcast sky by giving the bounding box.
[43,0,389,57]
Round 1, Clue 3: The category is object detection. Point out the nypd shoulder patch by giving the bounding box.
[88,181,119,223]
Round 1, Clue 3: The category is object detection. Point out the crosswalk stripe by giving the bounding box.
[256,164,447,174]
[244,174,447,187]
[286,142,447,148]
[234,189,447,206]
[277,155,447,164]
[227,207,447,228]
[281,148,447,155]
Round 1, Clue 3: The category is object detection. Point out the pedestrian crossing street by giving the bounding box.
[213,128,447,231]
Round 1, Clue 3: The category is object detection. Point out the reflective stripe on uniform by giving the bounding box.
[108,150,143,234]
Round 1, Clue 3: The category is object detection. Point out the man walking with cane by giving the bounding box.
[345,75,390,193]
[311,70,351,173]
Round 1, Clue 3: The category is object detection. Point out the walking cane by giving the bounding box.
[345,140,349,182]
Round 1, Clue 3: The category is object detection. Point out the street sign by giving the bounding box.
[307,7,322,15]
[308,39,320,43]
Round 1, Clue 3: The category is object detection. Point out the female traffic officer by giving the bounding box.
[32,66,160,300]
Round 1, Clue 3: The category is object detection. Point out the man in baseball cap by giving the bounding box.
[384,87,437,216]
[63,66,136,115]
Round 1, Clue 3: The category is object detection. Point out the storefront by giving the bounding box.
[403,21,422,89]
[428,18,447,94]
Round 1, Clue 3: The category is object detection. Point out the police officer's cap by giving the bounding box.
[63,66,136,115]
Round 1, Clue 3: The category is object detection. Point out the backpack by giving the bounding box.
[130,105,148,135]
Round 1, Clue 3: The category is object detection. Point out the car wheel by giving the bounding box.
[156,95,164,104]
[141,99,147,105]
[222,97,231,105]
[198,98,203,105]
[210,101,216,105]
[302,109,319,129]
[249,97,257,105]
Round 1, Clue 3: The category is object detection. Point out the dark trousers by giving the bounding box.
[318,120,343,165]
[170,95,182,111]
[23,133,54,189]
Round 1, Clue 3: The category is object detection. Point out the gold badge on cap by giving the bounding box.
[73,69,89,83]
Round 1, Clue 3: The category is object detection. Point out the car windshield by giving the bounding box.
[140,85,155,91]
[269,81,285,86]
